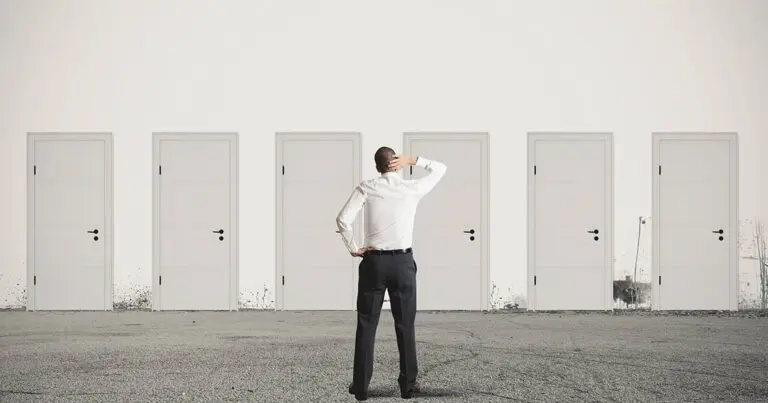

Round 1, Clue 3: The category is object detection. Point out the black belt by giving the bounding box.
[366,248,412,255]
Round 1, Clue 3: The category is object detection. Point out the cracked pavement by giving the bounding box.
[0,310,767,402]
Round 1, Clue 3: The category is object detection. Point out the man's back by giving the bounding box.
[336,156,447,254]
[361,172,431,251]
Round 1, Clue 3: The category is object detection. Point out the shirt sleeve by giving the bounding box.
[412,157,447,195]
[336,184,366,254]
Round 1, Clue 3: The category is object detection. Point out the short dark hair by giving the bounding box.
[374,146,396,173]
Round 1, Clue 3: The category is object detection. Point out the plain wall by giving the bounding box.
[1,0,767,308]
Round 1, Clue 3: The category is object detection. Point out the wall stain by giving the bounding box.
[113,284,151,311]
[239,283,274,310]
[1,277,26,310]
[739,217,768,309]
[489,283,524,310]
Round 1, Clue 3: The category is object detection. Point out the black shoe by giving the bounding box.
[400,381,421,399]
[348,382,367,401]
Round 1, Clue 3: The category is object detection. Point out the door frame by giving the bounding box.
[526,132,615,311]
[26,132,115,311]
[274,132,362,310]
[152,132,239,311]
[651,132,739,311]
[403,132,491,311]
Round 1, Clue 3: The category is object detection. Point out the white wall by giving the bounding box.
[1,0,767,309]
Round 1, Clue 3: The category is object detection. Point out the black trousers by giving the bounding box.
[352,251,418,394]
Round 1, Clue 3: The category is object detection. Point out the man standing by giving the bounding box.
[336,146,447,400]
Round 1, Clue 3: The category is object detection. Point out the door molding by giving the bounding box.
[275,132,362,310]
[403,132,491,311]
[651,132,739,311]
[152,132,239,311]
[27,132,115,311]
[527,132,615,311]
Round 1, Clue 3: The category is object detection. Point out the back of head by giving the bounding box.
[374,146,396,173]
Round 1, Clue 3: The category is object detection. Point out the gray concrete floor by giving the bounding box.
[0,310,767,402]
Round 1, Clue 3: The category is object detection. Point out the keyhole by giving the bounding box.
[719,236,724,241]
[469,236,475,241]
[93,236,99,241]
[219,236,224,241]
[594,236,599,241]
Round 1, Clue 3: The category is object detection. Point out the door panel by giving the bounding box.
[657,138,732,310]
[280,136,360,310]
[31,137,109,310]
[530,134,611,311]
[157,136,235,310]
[406,135,486,311]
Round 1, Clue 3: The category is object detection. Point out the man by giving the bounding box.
[336,146,447,401]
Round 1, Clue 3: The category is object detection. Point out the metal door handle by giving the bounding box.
[87,229,99,234]
[587,229,599,234]
[712,229,724,234]
[463,229,475,234]
[212,229,224,234]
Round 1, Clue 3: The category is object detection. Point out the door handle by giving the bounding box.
[714,228,725,241]
[463,229,475,234]
[87,229,99,234]
[335,230,341,233]
[212,229,224,234]
[587,229,599,234]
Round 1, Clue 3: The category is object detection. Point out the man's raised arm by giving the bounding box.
[411,156,447,195]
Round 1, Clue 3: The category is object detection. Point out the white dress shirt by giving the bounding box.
[336,157,447,254]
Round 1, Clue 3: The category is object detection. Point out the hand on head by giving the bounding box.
[388,155,416,172]
[375,147,416,173]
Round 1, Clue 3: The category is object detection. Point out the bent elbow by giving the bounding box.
[431,160,447,174]
[435,162,447,177]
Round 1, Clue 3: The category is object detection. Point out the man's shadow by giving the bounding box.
[366,386,463,399]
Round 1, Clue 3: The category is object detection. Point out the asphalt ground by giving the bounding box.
[1,310,767,402]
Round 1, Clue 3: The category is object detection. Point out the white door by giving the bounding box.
[277,133,361,310]
[404,133,489,311]
[653,133,738,311]
[28,133,113,311]
[154,133,238,311]
[528,133,613,311]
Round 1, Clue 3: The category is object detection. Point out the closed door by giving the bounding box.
[277,133,361,310]
[28,133,113,311]
[528,133,613,311]
[404,133,489,311]
[654,133,738,310]
[154,133,238,311]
